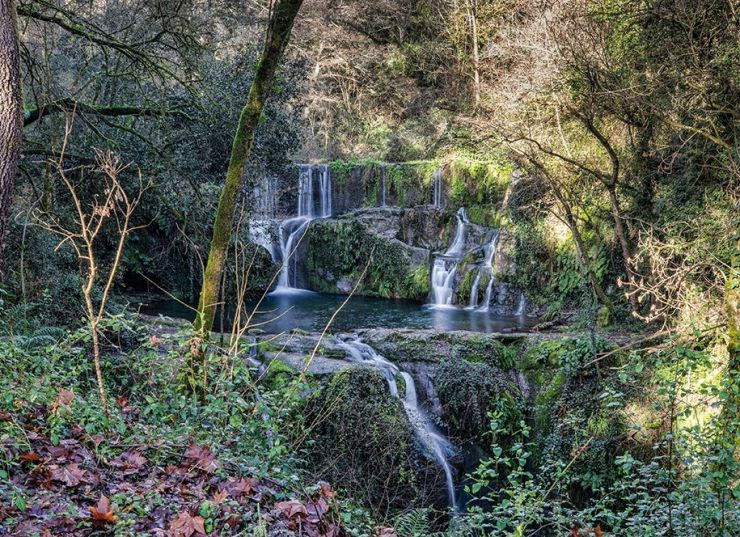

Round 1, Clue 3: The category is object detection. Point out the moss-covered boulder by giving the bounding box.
[304,217,431,300]
[361,328,521,367]
[435,359,523,442]
[300,367,446,514]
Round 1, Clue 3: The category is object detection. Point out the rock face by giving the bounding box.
[303,208,435,300]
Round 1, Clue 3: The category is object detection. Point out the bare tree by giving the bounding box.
[36,121,149,414]
[0,0,22,273]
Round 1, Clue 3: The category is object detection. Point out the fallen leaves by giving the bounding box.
[4,405,346,537]
[90,495,117,526]
[110,450,147,474]
[168,511,206,537]
[50,463,86,487]
[184,443,220,473]
[50,388,74,414]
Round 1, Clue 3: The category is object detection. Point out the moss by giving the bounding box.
[305,219,428,300]
[300,367,437,515]
[436,359,521,441]
[534,370,565,432]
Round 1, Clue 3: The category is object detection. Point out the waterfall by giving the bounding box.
[476,230,501,312]
[400,372,458,510]
[276,217,311,289]
[338,338,458,510]
[380,164,387,207]
[273,164,333,293]
[515,292,527,316]
[432,168,443,208]
[468,230,499,309]
[445,208,469,256]
[429,208,469,307]
[298,164,332,218]
[431,258,457,306]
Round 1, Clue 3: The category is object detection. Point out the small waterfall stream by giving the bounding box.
[274,164,333,292]
[468,230,500,309]
[338,338,458,510]
[380,164,387,207]
[432,167,443,208]
[430,208,468,308]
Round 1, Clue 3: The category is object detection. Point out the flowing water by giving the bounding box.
[338,338,458,509]
[430,208,469,308]
[469,230,500,310]
[274,164,333,292]
[380,164,387,207]
[432,167,443,208]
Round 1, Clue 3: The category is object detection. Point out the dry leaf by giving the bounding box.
[276,499,308,520]
[168,511,206,537]
[211,489,228,505]
[51,463,86,487]
[19,452,41,463]
[184,444,220,473]
[90,495,117,526]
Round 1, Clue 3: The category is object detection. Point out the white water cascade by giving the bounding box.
[338,338,458,510]
[273,164,333,292]
[468,230,500,309]
[432,167,443,208]
[430,208,469,307]
[380,164,387,206]
[431,258,457,306]
[515,291,527,316]
[445,208,469,256]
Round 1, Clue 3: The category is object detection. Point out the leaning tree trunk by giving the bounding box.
[0,0,22,275]
[195,0,304,337]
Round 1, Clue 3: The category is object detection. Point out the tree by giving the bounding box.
[195,0,304,337]
[0,0,22,272]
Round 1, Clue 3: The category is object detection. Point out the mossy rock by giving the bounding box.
[300,367,443,514]
[305,218,430,300]
[435,358,522,442]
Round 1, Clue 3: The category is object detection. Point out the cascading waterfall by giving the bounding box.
[476,231,502,312]
[431,259,457,306]
[468,230,500,309]
[338,338,458,510]
[380,164,387,207]
[430,208,469,307]
[515,291,527,316]
[432,167,443,208]
[445,208,469,256]
[400,372,458,510]
[274,164,333,292]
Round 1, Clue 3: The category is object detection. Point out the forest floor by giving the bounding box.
[0,395,345,537]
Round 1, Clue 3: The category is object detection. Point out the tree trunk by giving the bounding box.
[553,182,614,313]
[466,0,480,108]
[195,0,304,336]
[0,0,22,275]
[606,184,639,313]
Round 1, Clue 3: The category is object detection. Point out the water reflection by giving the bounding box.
[136,292,533,334]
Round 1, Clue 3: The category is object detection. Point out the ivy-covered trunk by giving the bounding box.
[195,0,304,336]
[0,0,22,276]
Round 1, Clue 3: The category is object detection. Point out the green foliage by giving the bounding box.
[300,367,434,517]
[306,219,429,300]
[435,359,521,442]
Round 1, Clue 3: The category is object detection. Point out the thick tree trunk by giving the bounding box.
[0,0,22,274]
[195,0,304,336]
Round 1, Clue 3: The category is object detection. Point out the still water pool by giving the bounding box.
[136,288,534,334]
